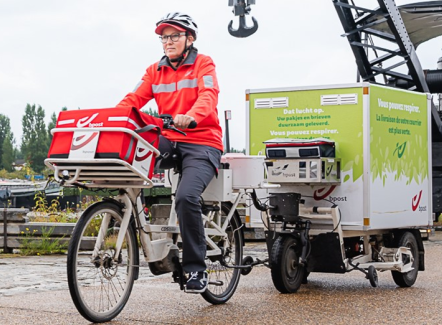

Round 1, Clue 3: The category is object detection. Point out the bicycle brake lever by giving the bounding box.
[169,126,187,136]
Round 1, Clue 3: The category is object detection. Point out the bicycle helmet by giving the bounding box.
[155,12,198,40]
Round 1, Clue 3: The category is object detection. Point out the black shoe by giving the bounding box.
[185,271,208,293]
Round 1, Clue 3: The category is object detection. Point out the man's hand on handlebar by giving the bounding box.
[159,113,197,136]
[173,114,195,130]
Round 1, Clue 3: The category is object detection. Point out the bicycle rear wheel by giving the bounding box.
[201,202,243,304]
[67,201,138,323]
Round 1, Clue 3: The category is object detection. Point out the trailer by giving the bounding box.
[235,82,432,291]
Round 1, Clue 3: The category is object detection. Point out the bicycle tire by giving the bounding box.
[201,202,243,304]
[67,201,138,323]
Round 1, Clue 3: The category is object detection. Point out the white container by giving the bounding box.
[223,154,266,189]
[202,169,233,202]
[165,169,233,202]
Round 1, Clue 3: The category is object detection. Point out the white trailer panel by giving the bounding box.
[245,83,432,231]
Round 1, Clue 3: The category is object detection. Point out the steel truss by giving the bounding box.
[333,0,442,140]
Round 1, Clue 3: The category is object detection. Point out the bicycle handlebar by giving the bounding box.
[159,114,197,136]
[188,120,197,129]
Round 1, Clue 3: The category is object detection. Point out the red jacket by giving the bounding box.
[117,49,224,152]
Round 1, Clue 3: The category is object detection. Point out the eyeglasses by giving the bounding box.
[159,32,186,43]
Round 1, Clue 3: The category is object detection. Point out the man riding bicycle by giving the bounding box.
[117,12,223,293]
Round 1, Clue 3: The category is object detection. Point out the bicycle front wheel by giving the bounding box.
[67,201,138,323]
[201,202,243,304]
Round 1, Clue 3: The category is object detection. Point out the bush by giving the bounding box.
[20,227,68,256]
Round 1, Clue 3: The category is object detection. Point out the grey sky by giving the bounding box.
[1,0,440,151]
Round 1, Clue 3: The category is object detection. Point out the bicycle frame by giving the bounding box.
[92,185,246,265]
[45,123,247,267]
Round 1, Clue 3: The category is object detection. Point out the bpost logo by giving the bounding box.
[411,190,426,212]
[313,185,336,200]
[70,113,102,152]
[325,165,333,177]
[135,147,153,162]
[133,146,153,174]
[70,132,99,151]
[76,113,102,128]
[271,164,289,176]
[393,141,407,159]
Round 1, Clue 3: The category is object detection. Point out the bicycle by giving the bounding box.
[45,111,247,323]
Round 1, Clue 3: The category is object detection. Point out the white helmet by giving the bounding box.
[155,12,198,40]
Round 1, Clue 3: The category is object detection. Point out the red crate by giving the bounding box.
[48,107,162,178]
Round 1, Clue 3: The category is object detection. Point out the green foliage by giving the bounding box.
[141,107,159,117]
[84,215,103,237]
[0,114,12,169]
[31,192,78,223]
[227,147,246,154]
[47,112,57,148]
[0,168,28,180]
[2,133,15,172]
[29,191,100,223]
[14,147,23,160]
[33,191,48,213]
[20,227,68,256]
[21,104,49,173]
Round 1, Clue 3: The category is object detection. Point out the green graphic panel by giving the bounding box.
[248,87,364,182]
[370,85,428,185]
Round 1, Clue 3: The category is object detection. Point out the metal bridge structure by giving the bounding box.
[333,0,442,141]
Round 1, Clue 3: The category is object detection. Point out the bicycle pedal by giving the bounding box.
[208,280,224,286]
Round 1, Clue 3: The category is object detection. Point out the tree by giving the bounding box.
[47,112,57,148]
[227,147,246,154]
[21,104,49,173]
[0,114,11,169]
[2,133,15,172]
[141,107,159,117]
[14,147,23,160]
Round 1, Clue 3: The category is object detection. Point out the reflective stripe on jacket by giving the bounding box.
[117,49,223,152]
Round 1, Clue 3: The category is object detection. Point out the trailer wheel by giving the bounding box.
[270,235,305,293]
[391,231,419,287]
[367,265,378,287]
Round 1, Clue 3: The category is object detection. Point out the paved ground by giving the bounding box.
[1,233,442,324]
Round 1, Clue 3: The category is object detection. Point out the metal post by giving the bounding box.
[225,110,231,153]
[3,208,7,253]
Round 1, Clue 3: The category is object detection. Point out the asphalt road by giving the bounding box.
[1,233,442,324]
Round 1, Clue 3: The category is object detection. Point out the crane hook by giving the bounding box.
[228,15,258,38]
[227,0,258,38]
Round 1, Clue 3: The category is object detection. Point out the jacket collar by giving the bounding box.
[157,47,198,70]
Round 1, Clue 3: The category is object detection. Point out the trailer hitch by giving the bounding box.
[228,0,258,38]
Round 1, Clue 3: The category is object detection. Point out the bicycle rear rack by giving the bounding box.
[45,126,161,188]
[45,158,155,188]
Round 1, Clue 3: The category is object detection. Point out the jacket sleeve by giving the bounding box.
[186,56,220,123]
[117,67,154,109]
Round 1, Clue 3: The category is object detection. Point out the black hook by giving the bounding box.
[228,15,258,38]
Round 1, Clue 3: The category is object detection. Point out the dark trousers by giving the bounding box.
[156,136,221,273]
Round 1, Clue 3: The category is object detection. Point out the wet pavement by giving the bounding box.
[1,234,442,324]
